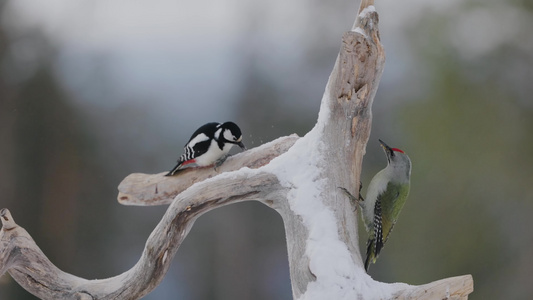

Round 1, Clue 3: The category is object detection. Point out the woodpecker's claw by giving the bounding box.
[338,187,361,211]
[214,155,229,171]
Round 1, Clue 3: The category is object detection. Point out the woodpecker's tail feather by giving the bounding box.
[165,162,183,176]
[365,239,373,271]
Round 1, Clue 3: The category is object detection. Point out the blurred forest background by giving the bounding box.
[1,0,532,299]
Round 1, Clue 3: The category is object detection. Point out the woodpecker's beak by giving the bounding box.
[237,141,247,151]
[379,139,393,158]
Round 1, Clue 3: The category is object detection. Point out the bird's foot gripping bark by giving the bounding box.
[214,155,229,171]
[338,185,364,211]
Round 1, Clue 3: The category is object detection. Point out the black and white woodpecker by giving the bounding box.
[341,139,411,271]
[165,122,246,176]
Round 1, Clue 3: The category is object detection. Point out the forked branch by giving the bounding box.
[0,171,285,299]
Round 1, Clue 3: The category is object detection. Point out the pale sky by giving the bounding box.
[2,0,464,111]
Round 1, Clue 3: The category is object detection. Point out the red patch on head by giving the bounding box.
[391,148,404,154]
[182,159,196,166]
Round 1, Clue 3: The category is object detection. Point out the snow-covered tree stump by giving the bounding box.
[0,0,473,299]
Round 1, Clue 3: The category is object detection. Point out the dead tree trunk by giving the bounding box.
[0,1,473,299]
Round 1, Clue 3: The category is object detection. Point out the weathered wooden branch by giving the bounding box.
[1,171,285,299]
[118,134,299,206]
[0,205,474,299]
[0,0,474,299]
[392,275,474,300]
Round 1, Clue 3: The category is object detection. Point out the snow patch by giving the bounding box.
[262,92,411,299]
[359,5,376,18]
[353,5,377,34]
[354,27,367,38]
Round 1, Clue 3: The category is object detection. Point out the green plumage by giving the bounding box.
[340,140,410,271]
[365,181,410,270]
[357,139,411,272]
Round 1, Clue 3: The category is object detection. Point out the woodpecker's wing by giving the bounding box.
[185,138,212,161]
[166,123,222,176]
[365,197,383,271]
[166,134,213,176]
[180,122,220,161]
[380,181,410,244]
[373,197,384,255]
[184,122,220,146]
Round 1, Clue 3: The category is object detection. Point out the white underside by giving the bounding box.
[194,140,234,166]
[362,169,389,230]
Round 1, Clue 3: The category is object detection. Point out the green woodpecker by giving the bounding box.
[341,139,411,271]
[362,139,411,271]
